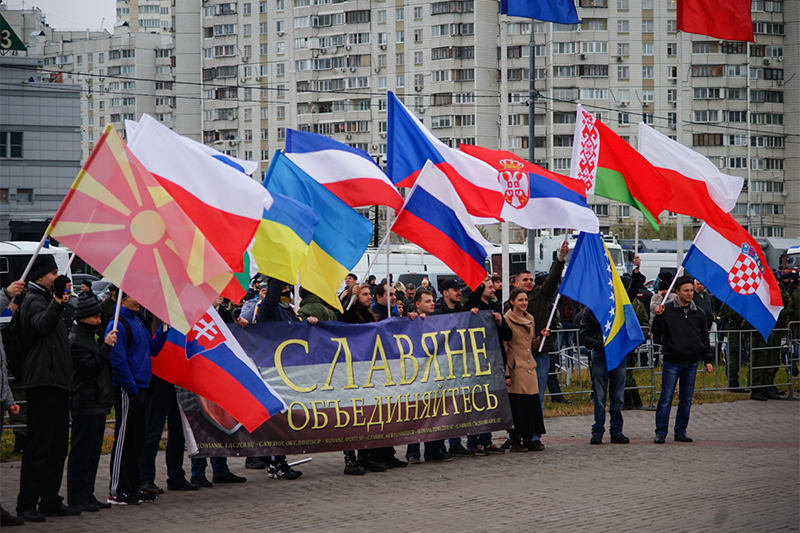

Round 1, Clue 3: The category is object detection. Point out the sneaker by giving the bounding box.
[356,458,388,472]
[135,490,157,502]
[344,460,366,476]
[590,434,603,445]
[39,504,81,517]
[107,493,141,506]
[387,457,408,468]
[482,444,505,455]
[272,461,302,480]
[191,475,214,488]
[469,446,491,456]
[526,440,545,452]
[427,451,454,462]
[509,442,528,453]
[139,483,162,496]
[449,444,476,457]
[167,479,201,491]
[500,438,513,450]
[245,457,267,469]
[610,433,630,444]
[406,455,422,464]
[212,472,247,484]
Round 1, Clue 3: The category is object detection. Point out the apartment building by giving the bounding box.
[4,1,796,239]
[115,0,173,33]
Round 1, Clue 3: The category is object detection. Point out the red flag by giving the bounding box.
[677,0,753,42]
[48,125,234,333]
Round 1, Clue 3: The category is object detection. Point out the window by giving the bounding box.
[579,65,607,77]
[276,63,285,76]
[396,75,404,88]
[617,43,629,57]
[396,53,404,66]
[617,20,629,33]
[693,110,720,122]
[581,88,608,99]
[553,158,571,171]
[617,0,629,10]
[16,189,33,203]
[618,112,629,125]
[726,111,747,122]
[276,42,285,55]
[591,204,609,216]
[0,132,22,158]
[617,66,630,80]
[694,133,723,146]
[618,205,630,218]
[642,113,654,125]
[642,43,654,56]
[642,66,654,79]
[377,10,387,23]
[260,22,269,34]
[396,31,404,43]
[414,51,423,65]
[243,24,252,36]
[396,8,404,20]
[642,20,654,33]
[582,41,608,53]
[666,20,678,33]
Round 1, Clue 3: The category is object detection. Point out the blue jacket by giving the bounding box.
[105,307,167,396]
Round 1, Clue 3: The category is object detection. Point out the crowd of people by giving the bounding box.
[1,247,798,526]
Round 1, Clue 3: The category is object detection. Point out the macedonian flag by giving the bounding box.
[48,125,233,333]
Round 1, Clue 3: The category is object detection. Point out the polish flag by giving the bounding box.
[126,115,273,274]
[638,123,743,225]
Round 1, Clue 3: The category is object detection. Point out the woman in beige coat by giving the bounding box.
[504,288,549,452]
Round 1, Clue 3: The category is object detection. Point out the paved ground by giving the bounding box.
[2,399,798,532]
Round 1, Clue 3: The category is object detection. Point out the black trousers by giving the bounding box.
[109,387,147,498]
[16,386,70,513]
[140,377,185,485]
[67,414,106,506]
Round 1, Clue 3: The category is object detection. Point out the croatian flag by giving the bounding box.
[460,145,599,233]
[682,218,783,340]
[284,129,404,211]
[386,92,504,220]
[391,161,494,290]
[126,115,272,274]
[153,307,287,432]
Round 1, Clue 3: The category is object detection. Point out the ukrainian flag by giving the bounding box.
[263,152,373,312]
[560,232,644,371]
[250,193,319,286]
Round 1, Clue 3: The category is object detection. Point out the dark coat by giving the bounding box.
[340,303,376,324]
[69,322,113,416]
[256,278,298,323]
[433,298,464,315]
[651,299,712,365]
[19,283,72,391]
[579,309,605,354]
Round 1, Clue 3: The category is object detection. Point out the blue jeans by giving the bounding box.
[191,457,231,478]
[590,350,626,436]
[655,361,698,437]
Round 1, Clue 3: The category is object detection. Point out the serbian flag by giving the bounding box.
[500,0,579,24]
[638,123,743,225]
[386,92,504,220]
[392,161,494,290]
[678,0,753,42]
[570,105,673,230]
[48,125,233,333]
[126,115,272,275]
[154,307,287,432]
[682,218,782,341]
[461,145,599,233]
[284,129,403,211]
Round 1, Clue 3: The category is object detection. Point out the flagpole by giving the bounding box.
[19,232,50,282]
[112,285,123,333]
[538,231,569,352]
[385,205,391,309]
[526,23,537,273]
[675,30,685,266]
[500,16,510,297]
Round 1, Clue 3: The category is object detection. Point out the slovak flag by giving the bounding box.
[391,161,495,289]
[682,218,783,340]
[386,92,504,220]
[153,307,287,432]
[284,129,404,211]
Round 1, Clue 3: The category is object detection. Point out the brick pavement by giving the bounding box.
[2,399,798,532]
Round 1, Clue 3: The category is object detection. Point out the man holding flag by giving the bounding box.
[652,276,714,444]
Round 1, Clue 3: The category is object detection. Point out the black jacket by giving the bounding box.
[19,283,72,391]
[579,309,605,354]
[256,278,298,323]
[651,299,712,365]
[69,321,113,416]
[340,303,376,324]
[692,291,717,330]
[434,298,463,315]
[527,259,565,353]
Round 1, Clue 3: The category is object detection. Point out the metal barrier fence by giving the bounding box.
[3,323,799,434]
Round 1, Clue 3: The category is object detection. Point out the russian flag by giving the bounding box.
[284,129,404,211]
[386,92,504,220]
[153,307,287,432]
[461,145,599,233]
[391,161,494,290]
[126,115,272,274]
[682,218,783,341]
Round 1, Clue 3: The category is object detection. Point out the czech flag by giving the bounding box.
[153,307,287,432]
[682,218,782,341]
[386,92,504,220]
[391,161,494,290]
[461,145,599,233]
[284,129,403,211]
[560,232,645,372]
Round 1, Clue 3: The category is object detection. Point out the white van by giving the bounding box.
[0,241,72,323]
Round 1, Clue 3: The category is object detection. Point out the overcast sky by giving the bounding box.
[5,0,116,32]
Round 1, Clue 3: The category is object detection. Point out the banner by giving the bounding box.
[179,311,512,456]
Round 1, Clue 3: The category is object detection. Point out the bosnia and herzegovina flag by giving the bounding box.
[560,232,644,371]
[263,152,373,312]
[153,307,286,432]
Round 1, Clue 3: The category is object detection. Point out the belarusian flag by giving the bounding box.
[570,105,673,229]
